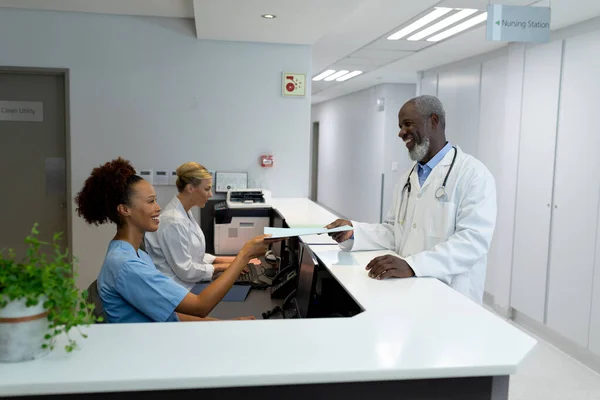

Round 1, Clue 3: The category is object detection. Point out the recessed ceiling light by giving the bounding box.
[324,70,350,81]
[312,70,336,81]
[427,12,488,42]
[261,14,276,19]
[336,71,363,82]
[387,7,452,40]
[407,9,478,41]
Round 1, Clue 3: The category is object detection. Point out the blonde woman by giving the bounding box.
[144,162,255,290]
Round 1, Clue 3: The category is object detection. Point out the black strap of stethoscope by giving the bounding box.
[404,163,417,192]
[442,146,458,188]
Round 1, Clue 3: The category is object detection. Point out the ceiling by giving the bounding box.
[1,0,600,104]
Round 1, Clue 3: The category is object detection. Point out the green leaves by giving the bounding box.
[0,223,101,353]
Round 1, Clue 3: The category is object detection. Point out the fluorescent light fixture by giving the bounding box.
[427,12,488,42]
[387,7,452,40]
[336,71,363,82]
[312,69,336,81]
[324,70,350,81]
[407,9,478,41]
[261,14,276,19]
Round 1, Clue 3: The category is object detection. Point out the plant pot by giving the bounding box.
[0,297,50,363]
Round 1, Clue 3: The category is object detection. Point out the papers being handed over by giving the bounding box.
[263,225,353,240]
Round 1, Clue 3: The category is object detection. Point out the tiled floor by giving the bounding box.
[509,323,600,399]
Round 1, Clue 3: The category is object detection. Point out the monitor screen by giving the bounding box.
[296,243,318,318]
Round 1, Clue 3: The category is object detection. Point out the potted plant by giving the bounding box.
[0,224,99,363]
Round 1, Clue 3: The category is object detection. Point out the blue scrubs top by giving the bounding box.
[97,240,189,323]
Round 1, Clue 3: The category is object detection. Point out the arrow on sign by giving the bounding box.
[495,20,500,26]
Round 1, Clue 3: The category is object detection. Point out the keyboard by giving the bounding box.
[212,263,272,290]
[236,263,259,284]
[214,201,228,211]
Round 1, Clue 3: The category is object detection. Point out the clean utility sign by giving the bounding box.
[487,4,551,43]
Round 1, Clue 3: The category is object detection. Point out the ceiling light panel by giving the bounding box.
[427,12,488,42]
[387,7,453,40]
[336,71,363,82]
[324,70,350,81]
[312,69,336,81]
[407,8,478,41]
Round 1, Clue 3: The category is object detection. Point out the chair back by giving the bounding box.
[86,279,107,323]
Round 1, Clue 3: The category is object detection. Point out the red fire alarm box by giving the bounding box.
[260,155,274,168]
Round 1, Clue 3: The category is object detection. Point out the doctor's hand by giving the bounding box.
[325,219,354,243]
[365,255,415,280]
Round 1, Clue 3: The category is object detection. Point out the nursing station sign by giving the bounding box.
[282,73,306,97]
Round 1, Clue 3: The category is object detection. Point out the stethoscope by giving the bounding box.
[398,146,458,224]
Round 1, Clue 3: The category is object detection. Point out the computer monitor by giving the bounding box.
[295,243,319,318]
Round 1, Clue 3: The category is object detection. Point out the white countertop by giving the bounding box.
[0,198,536,397]
[270,198,339,228]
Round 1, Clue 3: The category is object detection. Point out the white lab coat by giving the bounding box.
[340,146,497,304]
[144,196,216,291]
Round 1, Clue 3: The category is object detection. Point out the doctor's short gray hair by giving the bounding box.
[412,95,446,129]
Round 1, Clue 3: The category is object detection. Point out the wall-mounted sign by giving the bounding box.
[487,4,551,43]
[282,73,306,97]
[0,101,44,122]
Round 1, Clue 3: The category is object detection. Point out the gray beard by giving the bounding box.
[408,137,430,162]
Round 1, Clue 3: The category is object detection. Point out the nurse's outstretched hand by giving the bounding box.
[365,255,415,280]
[325,219,354,243]
[241,234,282,259]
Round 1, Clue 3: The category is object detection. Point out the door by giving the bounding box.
[310,121,319,202]
[510,40,563,324]
[546,32,600,348]
[0,70,68,258]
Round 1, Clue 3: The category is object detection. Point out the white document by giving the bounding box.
[264,225,352,239]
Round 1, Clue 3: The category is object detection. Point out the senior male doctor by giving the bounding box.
[326,95,497,304]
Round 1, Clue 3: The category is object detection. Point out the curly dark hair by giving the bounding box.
[75,158,143,226]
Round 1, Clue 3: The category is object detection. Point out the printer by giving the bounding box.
[214,189,272,255]
[226,188,272,209]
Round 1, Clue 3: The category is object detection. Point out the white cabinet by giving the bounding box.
[477,57,508,299]
[546,31,600,348]
[567,30,600,354]
[437,64,481,157]
[510,41,562,324]
[420,72,438,96]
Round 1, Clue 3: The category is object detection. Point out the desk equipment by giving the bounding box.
[212,263,272,290]
[270,265,298,299]
[215,171,247,193]
[295,244,319,318]
[265,243,319,318]
[213,189,271,255]
[226,189,271,209]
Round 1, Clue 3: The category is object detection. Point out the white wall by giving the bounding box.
[311,84,416,223]
[311,87,383,223]
[0,8,312,288]
[380,84,418,219]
